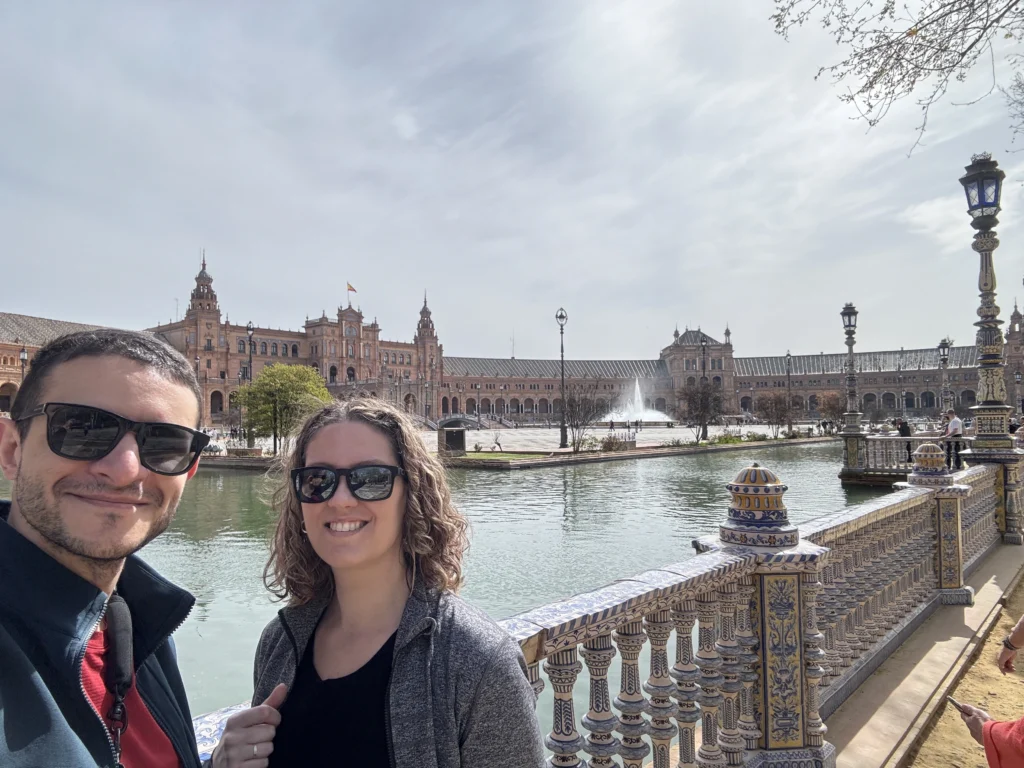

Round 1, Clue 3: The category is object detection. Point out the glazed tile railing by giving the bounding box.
[862,435,974,474]
[192,448,1016,767]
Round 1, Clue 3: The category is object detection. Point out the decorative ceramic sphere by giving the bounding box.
[912,443,948,475]
[720,462,798,547]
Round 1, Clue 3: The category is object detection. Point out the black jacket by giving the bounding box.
[0,500,202,768]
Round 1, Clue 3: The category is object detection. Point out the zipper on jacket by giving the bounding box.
[135,601,197,767]
[385,618,436,768]
[77,604,119,768]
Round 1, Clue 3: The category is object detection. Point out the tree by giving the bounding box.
[756,393,790,439]
[237,364,332,454]
[562,382,609,453]
[679,381,724,444]
[772,0,1024,145]
[819,391,847,433]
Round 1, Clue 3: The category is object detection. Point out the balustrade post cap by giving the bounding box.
[720,462,799,547]
[906,443,954,486]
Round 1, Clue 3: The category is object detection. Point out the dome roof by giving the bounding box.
[196,255,212,283]
[729,462,782,488]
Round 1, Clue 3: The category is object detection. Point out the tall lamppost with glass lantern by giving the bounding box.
[785,350,793,433]
[556,308,568,449]
[839,302,864,479]
[939,337,952,413]
[19,347,27,382]
[245,321,255,447]
[958,153,1015,453]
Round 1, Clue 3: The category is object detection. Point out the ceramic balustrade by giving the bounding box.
[863,435,974,473]
[958,465,1001,570]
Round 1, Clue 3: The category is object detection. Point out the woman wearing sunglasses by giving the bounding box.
[212,398,545,768]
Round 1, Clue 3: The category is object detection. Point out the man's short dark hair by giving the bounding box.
[10,329,202,438]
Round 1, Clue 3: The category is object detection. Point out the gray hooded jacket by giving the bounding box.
[252,583,546,768]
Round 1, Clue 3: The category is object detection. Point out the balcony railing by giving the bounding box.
[863,435,974,473]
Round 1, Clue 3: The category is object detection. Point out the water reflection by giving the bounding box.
[0,441,885,715]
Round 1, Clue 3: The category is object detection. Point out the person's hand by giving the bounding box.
[998,645,1018,675]
[211,684,287,768]
[959,702,992,746]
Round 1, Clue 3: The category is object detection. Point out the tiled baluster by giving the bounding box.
[528,661,545,698]
[544,647,586,768]
[878,519,899,631]
[643,610,676,768]
[851,534,874,653]
[580,635,620,768]
[831,539,854,673]
[670,599,700,768]
[866,526,885,640]
[818,560,840,687]
[695,591,725,768]
[734,577,761,752]
[843,540,866,660]
[613,620,651,768]
[714,582,744,767]
[802,568,828,749]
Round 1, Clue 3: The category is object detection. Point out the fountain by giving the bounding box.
[602,378,671,422]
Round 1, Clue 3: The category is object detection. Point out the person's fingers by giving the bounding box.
[261,683,288,711]
[238,724,276,746]
[224,706,276,730]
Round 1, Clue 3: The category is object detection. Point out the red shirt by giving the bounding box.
[81,628,181,768]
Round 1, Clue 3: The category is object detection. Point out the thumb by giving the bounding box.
[261,683,288,711]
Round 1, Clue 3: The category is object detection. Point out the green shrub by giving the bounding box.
[711,434,744,445]
[660,438,686,447]
[601,435,629,452]
[473,443,482,452]
[744,432,769,442]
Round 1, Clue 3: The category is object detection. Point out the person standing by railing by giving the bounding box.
[211,398,544,768]
[944,408,965,470]
[897,418,913,464]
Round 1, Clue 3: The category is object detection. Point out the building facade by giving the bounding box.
[2,260,1023,424]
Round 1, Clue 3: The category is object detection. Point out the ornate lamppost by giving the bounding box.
[939,337,952,413]
[556,308,568,449]
[700,333,708,383]
[785,350,792,433]
[194,355,200,376]
[958,153,1014,452]
[19,347,27,381]
[840,303,861,435]
[246,321,255,383]
[1015,369,1022,418]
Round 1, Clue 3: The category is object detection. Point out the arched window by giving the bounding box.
[348,344,354,358]
[329,366,338,384]
[271,343,278,356]
[281,344,288,358]
[238,339,245,353]
[292,344,299,357]
[330,344,336,356]
[399,353,405,364]
[210,391,224,414]
[260,342,267,355]
[712,376,722,386]
[347,367,356,382]
[346,326,356,336]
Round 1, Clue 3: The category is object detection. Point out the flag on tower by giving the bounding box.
[347,283,357,293]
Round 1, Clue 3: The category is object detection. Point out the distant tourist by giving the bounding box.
[897,418,913,463]
[213,398,544,767]
[944,409,965,470]
[0,330,209,768]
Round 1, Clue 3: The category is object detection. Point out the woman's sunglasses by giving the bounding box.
[16,402,210,476]
[291,465,404,504]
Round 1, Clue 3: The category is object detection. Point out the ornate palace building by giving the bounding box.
[4,259,1024,424]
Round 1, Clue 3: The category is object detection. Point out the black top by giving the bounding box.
[270,631,397,768]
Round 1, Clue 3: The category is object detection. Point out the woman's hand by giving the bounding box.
[997,645,1017,675]
[958,702,992,746]
[211,684,287,768]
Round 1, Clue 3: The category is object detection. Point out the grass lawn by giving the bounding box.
[455,452,551,460]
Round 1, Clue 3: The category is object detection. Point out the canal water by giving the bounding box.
[0,441,884,718]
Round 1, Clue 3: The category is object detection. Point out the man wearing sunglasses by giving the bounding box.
[0,329,208,768]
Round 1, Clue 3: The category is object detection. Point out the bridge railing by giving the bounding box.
[863,435,974,473]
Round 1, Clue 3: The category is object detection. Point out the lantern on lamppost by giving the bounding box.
[958,152,1015,454]
[938,337,952,413]
[785,350,793,434]
[556,308,568,449]
[840,302,861,435]
[19,347,27,381]
[700,333,709,383]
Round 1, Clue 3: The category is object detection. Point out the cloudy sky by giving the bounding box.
[2,2,1022,360]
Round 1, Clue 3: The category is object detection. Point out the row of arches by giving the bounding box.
[328,366,357,384]
[685,376,723,387]
[439,396,669,416]
[239,340,300,358]
[0,356,23,367]
[736,390,978,414]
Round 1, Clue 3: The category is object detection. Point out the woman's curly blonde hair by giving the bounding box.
[264,397,469,605]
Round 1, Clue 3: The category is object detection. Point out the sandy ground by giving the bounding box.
[906,580,1024,768]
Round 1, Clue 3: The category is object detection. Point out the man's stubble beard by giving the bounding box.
[14,465,179,564]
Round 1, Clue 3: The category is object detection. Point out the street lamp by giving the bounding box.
[246,321,255,383]
[958,152,1014,456]
[556,308,568,449]
[840,302,862,435]
[785,350,792,433]
[700,333,708,383]
[939,337,952,413]
[195,355,200,376]
[19,347,27,381]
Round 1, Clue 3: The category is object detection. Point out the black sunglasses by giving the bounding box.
[16,403,210,476]
[291,465,405,503]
